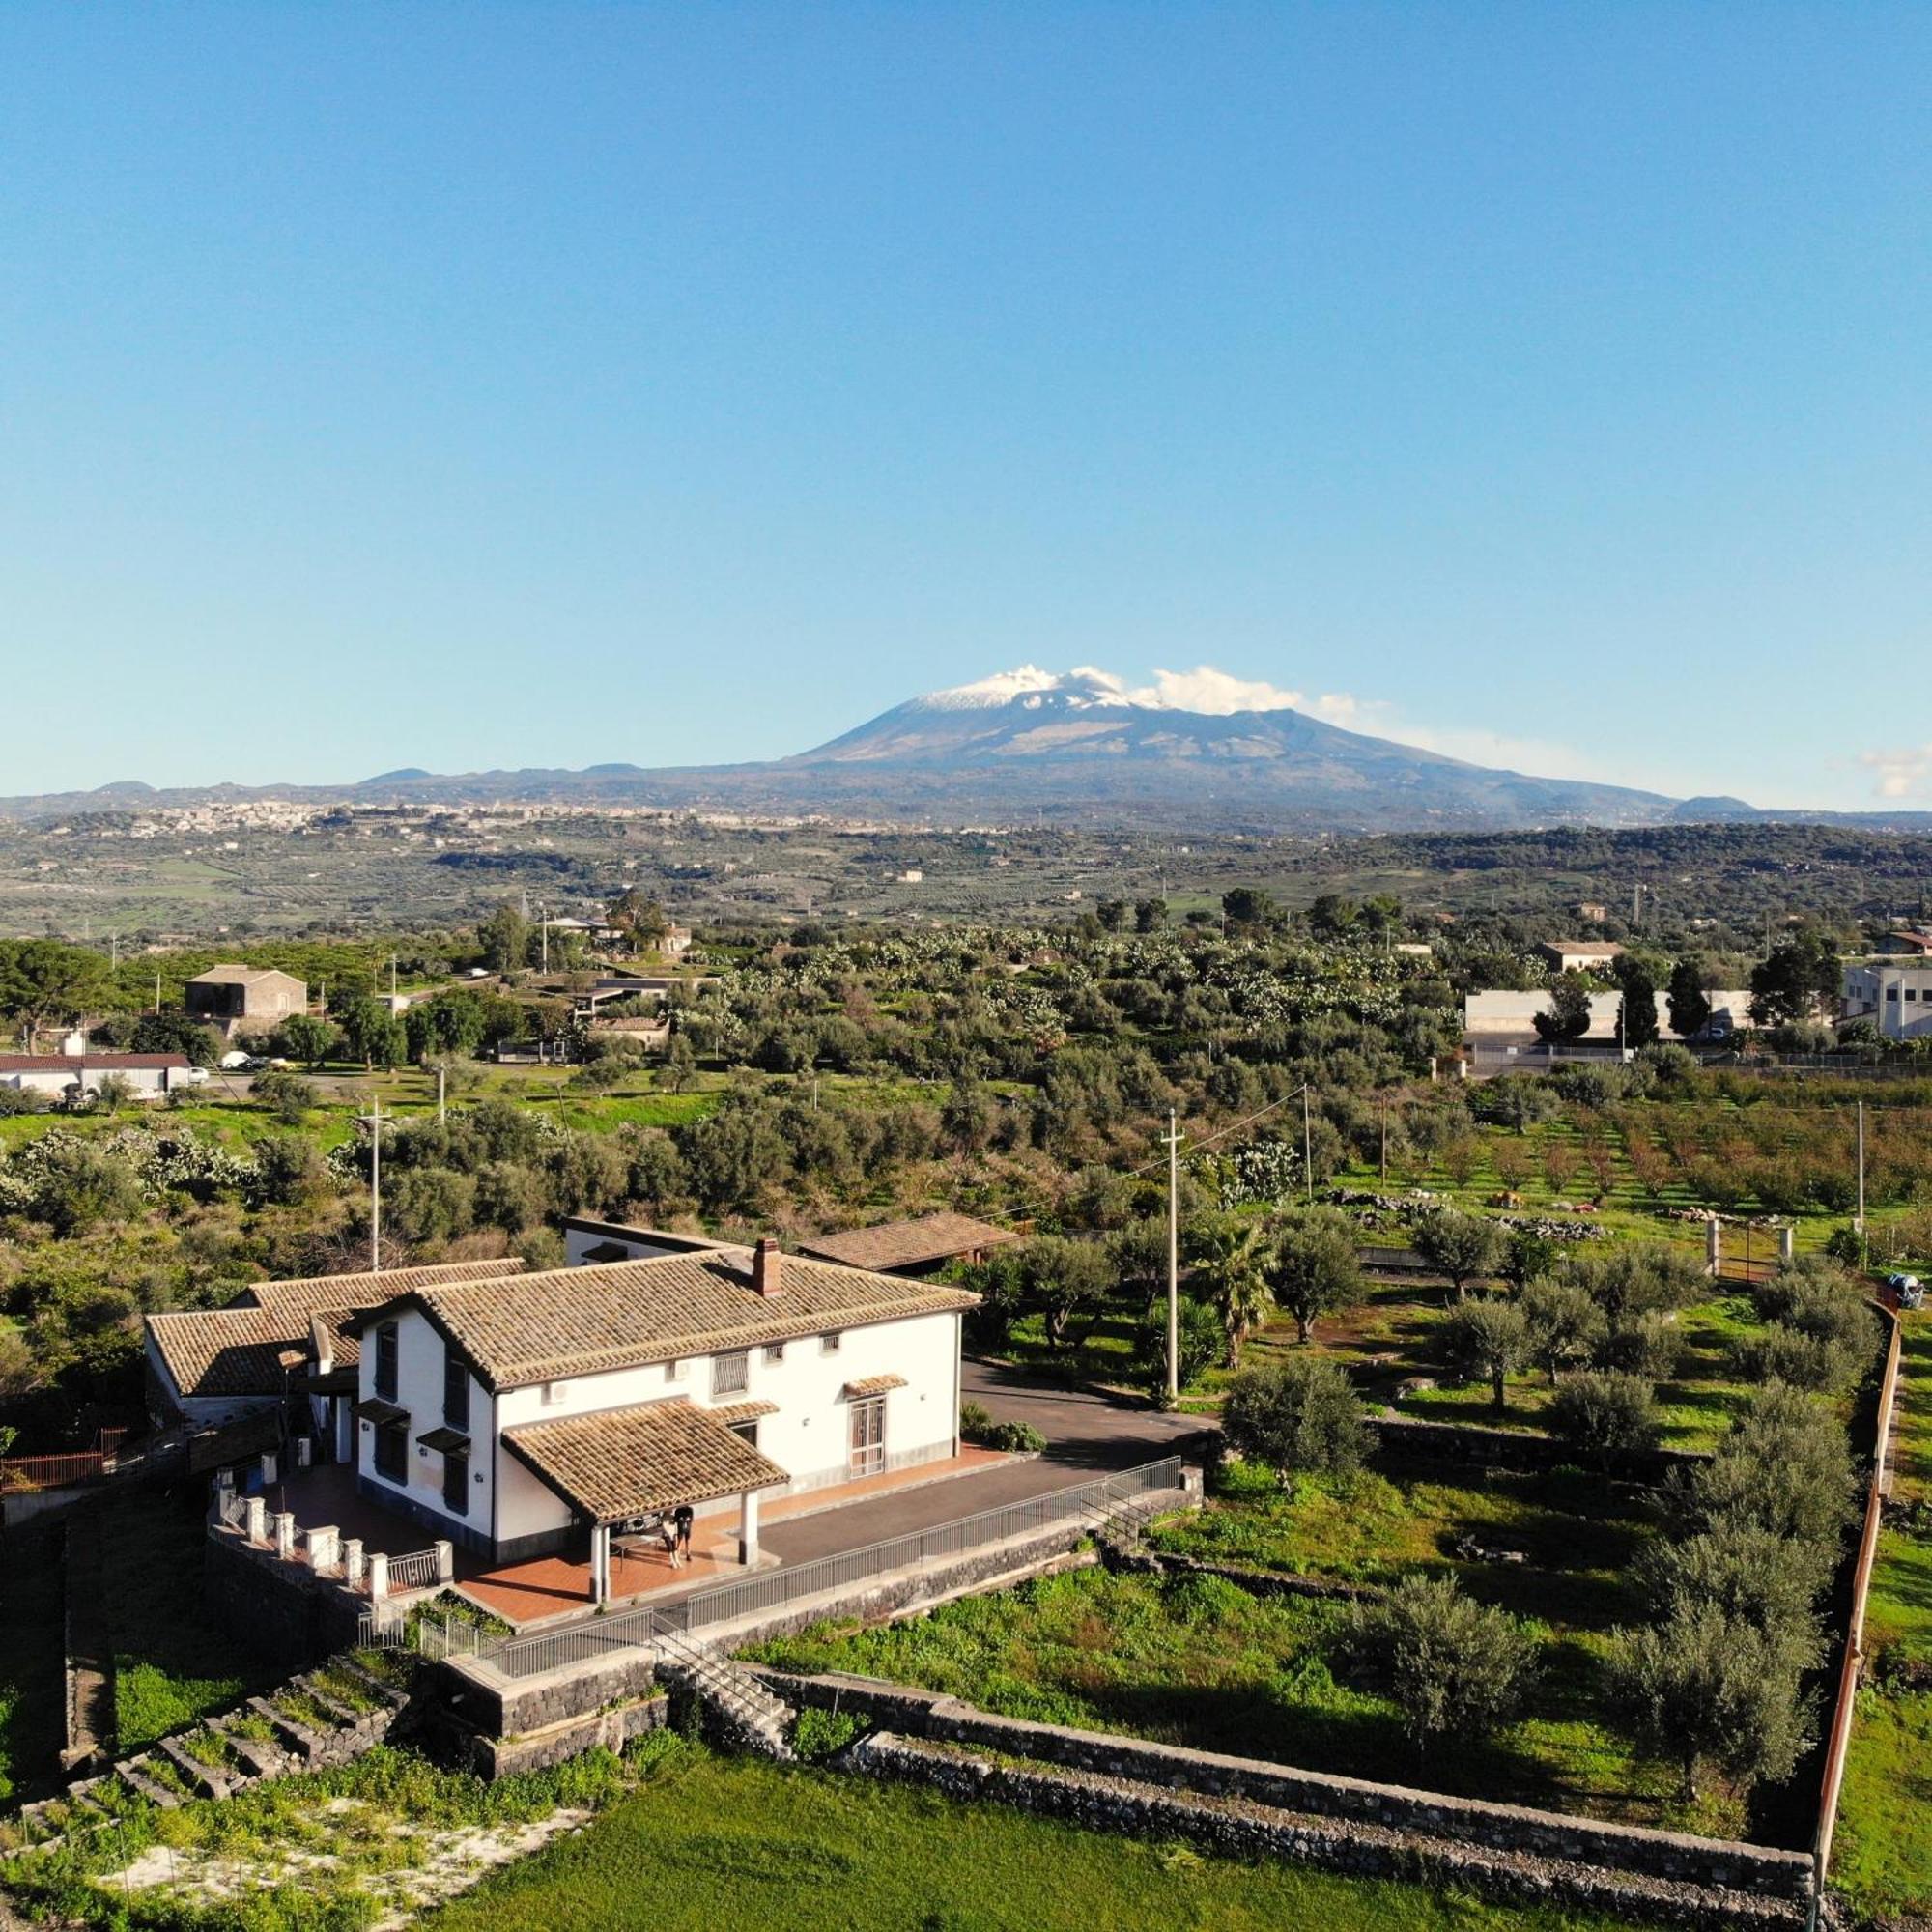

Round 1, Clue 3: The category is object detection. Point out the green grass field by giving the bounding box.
[429,1746,1658,1932]
[1831,1309,1932,1920]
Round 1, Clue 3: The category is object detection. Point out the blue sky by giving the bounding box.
[1,5,1927,807]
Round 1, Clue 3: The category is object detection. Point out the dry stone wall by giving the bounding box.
[753,1669,1812,1910]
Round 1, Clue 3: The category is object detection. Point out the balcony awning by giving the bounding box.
[708,1399,779,1428]
[415,1426,471,1455]
[354,1397,409,1426]
[841,1374,907,1400]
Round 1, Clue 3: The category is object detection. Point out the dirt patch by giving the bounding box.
[101,1804,593,1924]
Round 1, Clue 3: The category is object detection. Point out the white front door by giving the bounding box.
[848,1397,886,1478]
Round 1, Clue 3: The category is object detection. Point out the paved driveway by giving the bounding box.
[960,1356,1215,1470]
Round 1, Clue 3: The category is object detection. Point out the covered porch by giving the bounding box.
[501,1398,788,1608]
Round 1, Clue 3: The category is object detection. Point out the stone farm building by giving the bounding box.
[184,963,309,1037]
[342,1237,976,1589]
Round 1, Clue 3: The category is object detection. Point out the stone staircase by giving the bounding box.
[8,1654,411,1849]
[649,1623,794,1761]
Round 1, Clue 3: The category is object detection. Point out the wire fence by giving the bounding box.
[477,1455,1186,1682]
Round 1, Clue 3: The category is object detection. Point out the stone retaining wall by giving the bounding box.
[751,1669,1812,1905]
[203,1525,368,1669]
[846,1732,1806,1929]
[1372,1413,1709,1479]
[470,1694,668,1780]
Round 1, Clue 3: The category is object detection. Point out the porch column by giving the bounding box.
[1779,1225,1796,1264]
[1706,1218,1723,1276]
[434,1539,454,1584]
[591,1523,611,1605]
[243,1495,267,1545]
[367,1550,389,1602]
[272,1512,296,1562]
[737,1489,760,1566]
[342,1539,365,1589]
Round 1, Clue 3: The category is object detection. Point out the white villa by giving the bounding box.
[342,1236,978,1597]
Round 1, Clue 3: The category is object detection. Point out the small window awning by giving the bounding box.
[709,1399,779,1428]
[580,1240,633,1263]
[503,1398,788,1526]
[355,1397,410,1426]
[415,1426,471,1454]
[842,1374,907,1400]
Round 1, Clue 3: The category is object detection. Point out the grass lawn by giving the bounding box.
[429,1744,1659,1932]
[0,1523,66,1806]
[99,1494,277,1749]
[1831,1310,1932,1920]
[746,1560,1742,1838]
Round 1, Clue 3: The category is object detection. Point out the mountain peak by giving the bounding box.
[911,666,1138,712]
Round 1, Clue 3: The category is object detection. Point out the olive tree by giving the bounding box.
[1223,1354,1367,1481]
[1264,1210,1363,1346]
[1439,1296,1530,1413]
[1410,1208,1504,1304]
[1548,1370,1660,1471]
[1608,1604,1812,1801]
[1352,1576,1539,1758]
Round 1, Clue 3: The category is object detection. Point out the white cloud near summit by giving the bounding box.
[1860,743,1932,800]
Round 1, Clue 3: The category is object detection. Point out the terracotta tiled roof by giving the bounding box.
[147,1307,316,1401]
[504,1399,788,1522]
[841,1374,908,1399]
[229,1258,525,1317]
[367,1251,977,1393]
[152,1260,525,1401]
[796,1211,1018,1273]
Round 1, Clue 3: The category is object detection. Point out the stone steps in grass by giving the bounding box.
[113,1757,182,1810]
[156,1735,233,1800]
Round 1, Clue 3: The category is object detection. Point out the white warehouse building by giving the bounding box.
[1843,962,1932,1043]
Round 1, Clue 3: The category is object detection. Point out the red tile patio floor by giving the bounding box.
[456,1447,1012,1626]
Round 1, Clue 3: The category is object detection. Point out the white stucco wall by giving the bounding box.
[355,1307,497,1541]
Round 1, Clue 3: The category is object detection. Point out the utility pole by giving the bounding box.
[1379,1094,1389,1184]
[1163,1111,1182,1406]
[369,1095,383,1272]
[1303,1086,1314,1205]
[541,906,550,975]
[437,1064,446,1124]
[154,972,161,1015]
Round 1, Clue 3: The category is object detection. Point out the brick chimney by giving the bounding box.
[751,1236,783,1297]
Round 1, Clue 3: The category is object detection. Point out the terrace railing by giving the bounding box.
[477,1455,1187,1682]
[386,1548,444,1594]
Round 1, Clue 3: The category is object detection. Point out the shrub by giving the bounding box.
[1350,1575,1538,1757]
[1132,1293,1228,1399]
[1223,1354,1366,1480]
[985,1420,1047,1454]
[791,1705,867,1760]
[1634,1520,1830,1652]
[1548,1371,1659,1470]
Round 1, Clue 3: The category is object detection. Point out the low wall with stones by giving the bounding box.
[1371,1412,1709,1480]
[846,1732,1806,1929]
[752,1669,1812,1907]
[470,1694,669,1780]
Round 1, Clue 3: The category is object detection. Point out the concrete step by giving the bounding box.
[208,1719,285,1779]
[247,1695,327,1762]
[157,1736,232,1800]
[113,1758,181,1809]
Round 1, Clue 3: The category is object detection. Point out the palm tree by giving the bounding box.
[1188,1216,1273,1367]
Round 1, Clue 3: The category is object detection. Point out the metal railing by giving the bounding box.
[477,1456,1186,1681]
[386,1548,443,1593]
